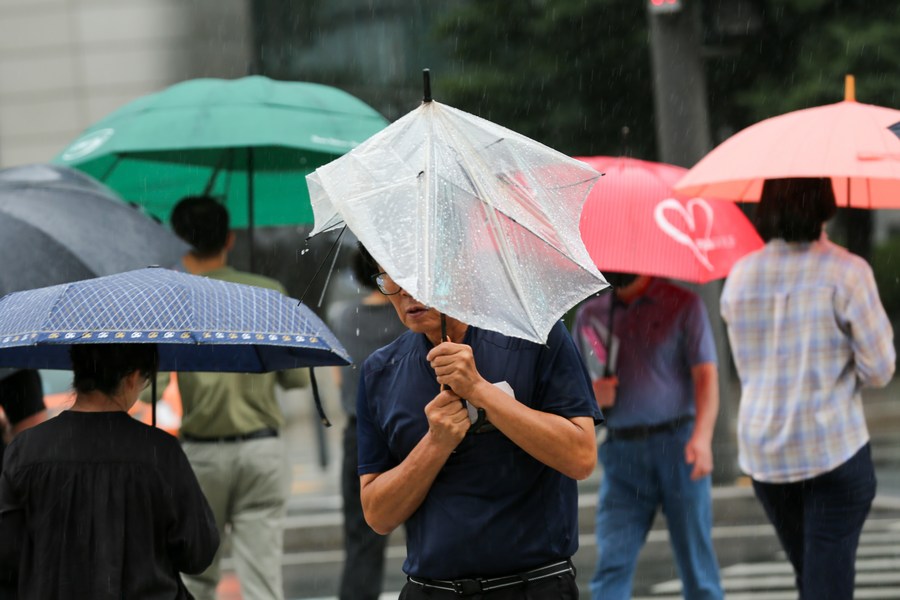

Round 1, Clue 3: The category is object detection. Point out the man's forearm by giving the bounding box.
[691,363,719,442]
[469,382,597,480]
[360,430,455,534]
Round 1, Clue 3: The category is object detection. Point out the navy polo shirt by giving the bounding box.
[356,320,601,579]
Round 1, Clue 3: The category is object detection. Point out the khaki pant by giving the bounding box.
[181,436,288,600]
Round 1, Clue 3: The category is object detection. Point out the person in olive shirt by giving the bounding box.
[161,196,309,600]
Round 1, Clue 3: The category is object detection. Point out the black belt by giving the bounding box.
[607,415,693,441]
[181,427,278,443]
[408,559,574,595]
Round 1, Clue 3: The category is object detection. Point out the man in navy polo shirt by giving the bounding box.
[572,273,723,600]
[355,247,601,599]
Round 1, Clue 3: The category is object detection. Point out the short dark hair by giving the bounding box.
[0,369,44,415]
[754,178,837,242]
[70,344,159,396]
[354,243,381,291]
[170,195,230,258]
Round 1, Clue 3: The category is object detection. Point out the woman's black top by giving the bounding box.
[0,410,219,599]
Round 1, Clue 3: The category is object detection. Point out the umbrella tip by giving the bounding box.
[423,68,432,103]
[845,74,856,102]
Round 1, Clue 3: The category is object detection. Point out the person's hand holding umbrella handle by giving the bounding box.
[427,340,487,402]
[424,389,470,449]
[438,321,468,411]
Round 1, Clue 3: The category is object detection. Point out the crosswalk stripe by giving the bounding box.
[654,571,900,594]
[643,519,900,598]
[636,590,900,600]
[721,556,900,576]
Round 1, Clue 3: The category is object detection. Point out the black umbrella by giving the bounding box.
[0,164,188,296]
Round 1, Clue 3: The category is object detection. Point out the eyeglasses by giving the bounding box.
[372,272,401,296]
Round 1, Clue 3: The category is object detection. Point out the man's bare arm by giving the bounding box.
[685,362,718,480]
[359,390,468,534]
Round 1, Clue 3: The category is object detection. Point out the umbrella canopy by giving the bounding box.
[0,267,350,372]
[577,156,764,284]
[52,76,389,228]
[0,163,188,295]
[307,98,607,344]
[674,78,900,208]
[0,163,114,195]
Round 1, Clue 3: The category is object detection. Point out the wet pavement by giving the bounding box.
[214,375,900,599]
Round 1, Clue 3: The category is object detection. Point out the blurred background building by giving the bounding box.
[0,0,252,165]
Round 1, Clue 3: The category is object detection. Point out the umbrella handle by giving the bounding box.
[604,298,616,378]
[309,368,331,427]
[438,313,467,410]
[439,310,448,393]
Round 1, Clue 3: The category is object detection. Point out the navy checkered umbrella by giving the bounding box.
[0,267,350,372]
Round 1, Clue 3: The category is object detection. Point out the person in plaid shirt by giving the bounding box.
[721,177,895,600]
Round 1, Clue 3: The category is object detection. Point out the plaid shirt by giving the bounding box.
[721,237,895,483]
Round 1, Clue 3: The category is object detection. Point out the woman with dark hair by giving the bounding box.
[0,343,219,599]
[721,177,895,600]
[752,177,838,242]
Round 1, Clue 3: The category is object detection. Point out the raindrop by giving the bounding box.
[300,248,310,255]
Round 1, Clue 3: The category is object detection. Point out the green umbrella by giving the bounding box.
[52,76,389,233]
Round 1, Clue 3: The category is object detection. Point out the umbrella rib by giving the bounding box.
[34,282,74,339]
[423,104,436,306]
[736,178,757,202]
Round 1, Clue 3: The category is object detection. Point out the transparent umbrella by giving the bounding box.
[306,73,607,344]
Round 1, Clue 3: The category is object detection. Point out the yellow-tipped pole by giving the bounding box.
[845,74,856,102]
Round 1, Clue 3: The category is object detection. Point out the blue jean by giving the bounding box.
[752,443,875,600]
[590,423,722,600]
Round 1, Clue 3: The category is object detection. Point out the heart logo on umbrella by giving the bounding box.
[654,197,717,271]
[576,156,762,284]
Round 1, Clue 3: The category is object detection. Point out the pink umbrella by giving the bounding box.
[577,156,764,284]
[674,76,900,208]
